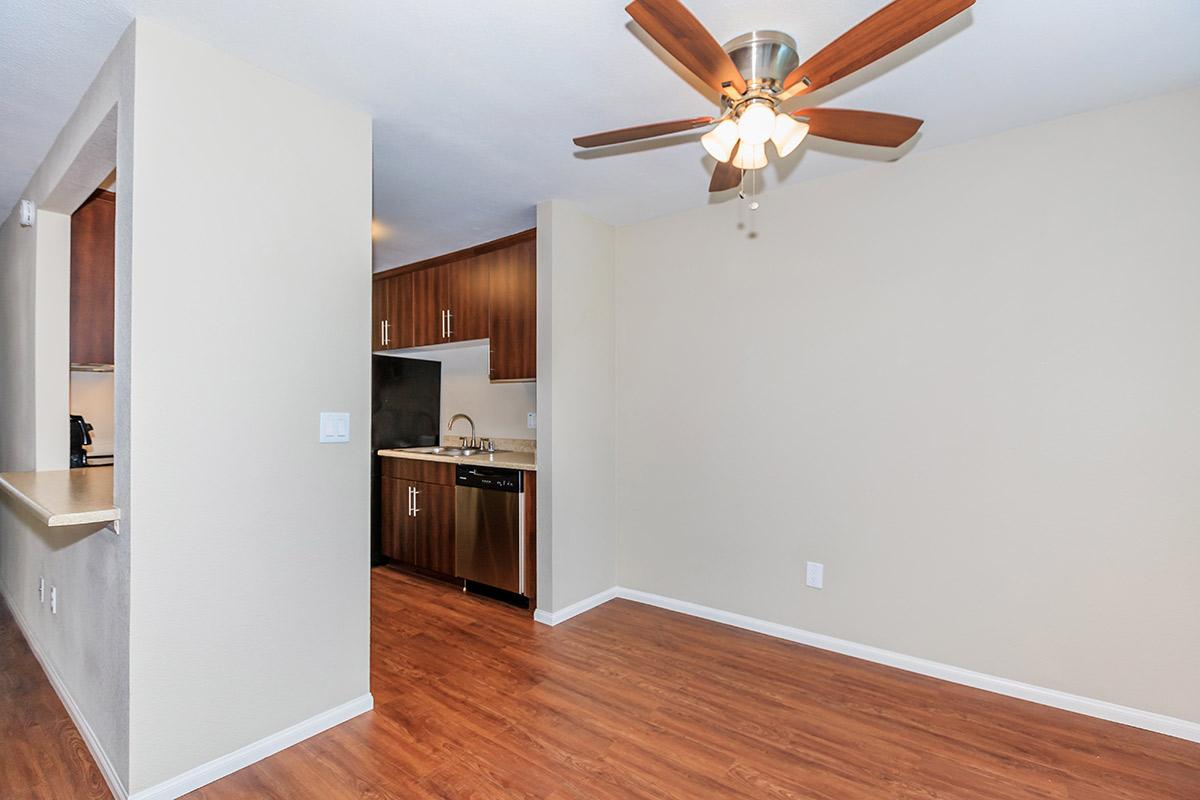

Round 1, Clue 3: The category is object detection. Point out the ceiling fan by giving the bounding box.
[574,0,975,192]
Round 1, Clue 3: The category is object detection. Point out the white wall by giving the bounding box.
[535,200,617,612]
[384,345,536,441]
[125,21,373,793]
[0,28,132,792]
[613,87,1200,725]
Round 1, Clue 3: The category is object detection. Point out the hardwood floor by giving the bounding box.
[4,569,1199,798]
[0,601,108,799]
[188,568,1200,799]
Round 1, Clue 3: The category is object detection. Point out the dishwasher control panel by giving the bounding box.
[455,465,523,493]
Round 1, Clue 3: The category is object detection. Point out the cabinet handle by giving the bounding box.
[384,319,390,347]
[380,320,386,347]
[412,486,420,516]
[446,310,452,338]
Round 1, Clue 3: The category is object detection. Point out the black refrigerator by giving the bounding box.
[372,355,440,565]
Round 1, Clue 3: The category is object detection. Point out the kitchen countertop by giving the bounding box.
[0,466,120,527]
[378,448,537,472]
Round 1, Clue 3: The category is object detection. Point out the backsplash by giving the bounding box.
[383,343,536,439]
[70,370,114,456]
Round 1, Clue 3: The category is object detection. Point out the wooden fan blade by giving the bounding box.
[796,108,924,147]
[709,142,742,192]
[781,0,974,99]
[627,0,747,99]
[573,116,715,148]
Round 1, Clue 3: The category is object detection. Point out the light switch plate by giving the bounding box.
[806,561,824,590]
[527,412,537,429]
[319,412,350,443]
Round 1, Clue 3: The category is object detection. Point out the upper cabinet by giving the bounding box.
[410,265,446,346]
[487,239,536,382]
[70,189,116,367]
[447,255,490,343]
[372,231,536,382]
[410,255,490,346]
[373,272,412,350]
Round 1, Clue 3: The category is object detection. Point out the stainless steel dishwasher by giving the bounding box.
[455,465,524,595]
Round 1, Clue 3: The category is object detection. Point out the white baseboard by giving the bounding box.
[3,582,373,800]
[2,589,130,800]
[129,692,374,800]
[554,584,1200,745]
[533,586,619,626]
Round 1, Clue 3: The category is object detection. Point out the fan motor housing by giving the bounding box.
[723,30,799,94]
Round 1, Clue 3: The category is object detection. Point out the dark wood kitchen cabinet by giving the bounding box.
[409,256,489,346]
[409,480,455,575]
[372,229,535,380]
[372,272,412,350]
[70,189,115,366]
[410,264,447,346]
[487,238,536,382]
[381,458,456,578]
[379,477,403,559]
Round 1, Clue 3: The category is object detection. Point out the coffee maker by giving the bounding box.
[69,414,93,468]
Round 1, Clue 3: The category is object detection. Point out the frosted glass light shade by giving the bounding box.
[732,142,767,170]
[737,102,776,146]
[772,114,810,158]
[700,119,739,163]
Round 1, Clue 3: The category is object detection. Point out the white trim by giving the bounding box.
[2,591,129,799]
[130,693,374,800]
[577,586,1200,745]
[4,586,374,800]
[533,586,619,626]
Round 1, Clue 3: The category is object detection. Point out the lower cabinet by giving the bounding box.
[381,459,456,578]
[407,480,455,575]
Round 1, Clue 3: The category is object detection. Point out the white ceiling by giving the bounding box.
[3,1,1199,268]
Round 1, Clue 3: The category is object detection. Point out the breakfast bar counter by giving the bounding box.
[0,466,120,527]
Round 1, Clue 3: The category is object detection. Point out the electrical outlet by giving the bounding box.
[806,562,824,590]
[50,586,58,615]
[527,412,537,429]
[39,576,45,603]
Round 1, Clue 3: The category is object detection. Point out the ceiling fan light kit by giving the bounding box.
[574,0,975,193]
[700,119,739,162]
[771,115,809,158]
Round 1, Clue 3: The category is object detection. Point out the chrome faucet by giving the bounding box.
[447,413,477,449]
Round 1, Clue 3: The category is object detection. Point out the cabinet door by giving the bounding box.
[372,279,390,350]
[447,255,490,342]
[487,239,536,381]
[70,190,116,366]
[379,478,404,559]
[411,480,455,575]
[411,265,448,346]
[389,272,414,349]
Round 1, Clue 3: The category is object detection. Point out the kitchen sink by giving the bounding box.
[409,446,508,457]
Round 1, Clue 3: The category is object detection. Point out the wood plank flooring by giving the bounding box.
[189,569,1199,799]
[5,568,1199,798]
[0,601,109,799]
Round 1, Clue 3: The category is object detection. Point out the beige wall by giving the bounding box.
[613,87,1200,724]
[536,200,617,612]
[125,21,373,792]
[0,28,132,793]
[34,211,71,470]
